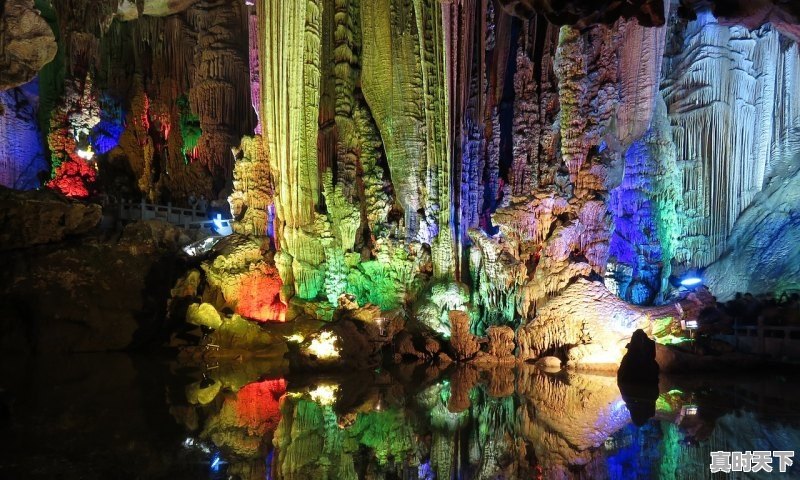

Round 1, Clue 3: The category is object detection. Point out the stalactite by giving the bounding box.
[612,8,668,149]
[354,99,391,233]
[186,0,252,177]
[510,35,538,196]
[247,6,262,135]
[554,26,588,177]
[0,81,47,189]
[229,136,272,236]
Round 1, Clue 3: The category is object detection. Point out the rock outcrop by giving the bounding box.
[0,187,101,250]
[0,0,57,91]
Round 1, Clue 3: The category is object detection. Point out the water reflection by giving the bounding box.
[171,364,800,479]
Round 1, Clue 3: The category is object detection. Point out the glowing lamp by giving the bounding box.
[210,452,223,472]
[181,235,221,257]
[308,384,339,406]
[76,146,95,160]
[680,276,703,287]
[681,405,699,416]
[285,334,304,343]
[306,331,340,359]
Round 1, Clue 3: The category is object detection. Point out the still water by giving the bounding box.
[0,354,798,479]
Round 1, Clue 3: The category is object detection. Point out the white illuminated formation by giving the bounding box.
[680,276,702,287]
[76,146,94,160]
[306,331,340,359]
[308,384,339,406]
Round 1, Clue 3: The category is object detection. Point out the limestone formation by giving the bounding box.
[2,0,798,375]
[497,0,667,27]
[448,310,481,362]
[662,11,798,267]
[0,0,57,91]
[200,236,286,323]
[186,302,222,329]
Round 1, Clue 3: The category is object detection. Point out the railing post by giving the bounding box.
[757,316,765,355]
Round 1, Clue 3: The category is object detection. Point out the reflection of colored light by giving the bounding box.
[680,277,702,286]
[233,379,287,434]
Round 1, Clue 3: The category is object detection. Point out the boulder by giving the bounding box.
[486,325,515,358]
[0,0,57,91]
[617,329,659,383]
[0,187,101,250]
[186,303,222,329]
[535,356,563,370]
[0,237,182,354]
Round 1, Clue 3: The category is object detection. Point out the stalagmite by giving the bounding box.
[258,0,325,299]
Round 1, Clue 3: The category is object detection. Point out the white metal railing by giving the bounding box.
[117,199,232,233]
[718,323,800,358]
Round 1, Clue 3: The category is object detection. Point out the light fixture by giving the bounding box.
[212,214,233,236]
[308,384,339,406]
[306,331,340,359]
[76,146,95,160]
[680,276,703,287]
[181,235,222,257]
[210,452,224,472]
[681,404,698,416]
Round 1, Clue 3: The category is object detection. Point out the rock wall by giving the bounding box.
[663,8,800,269]
[0,80,48,189]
